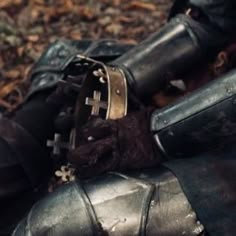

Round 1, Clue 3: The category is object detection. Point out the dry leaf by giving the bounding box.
[78,6,96,20]
[17,46,24,57]
[27,35,39,42]
[117,16,134,24]
[106,23,123,35]
[126,1,157,11]
[119,38,137,45]
[0,0,22,9]
[69,30,81,40]
[0,57,5,69]
[3,69,20,79]
[0,80,20,98]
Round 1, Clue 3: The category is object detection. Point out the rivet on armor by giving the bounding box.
[88,136,95,141]
[50,58,60,66]
[116,89,121,95]
[58,49,68,58]
[39,80,47,86]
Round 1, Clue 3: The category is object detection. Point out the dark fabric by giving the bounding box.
[0,139,30,199]
[172,0,236,35]
[12,86,74,145]
[165,151,236,236]
[190,0,236,34]
[0,85,72,235]
[0,88,69,235]
[178,14,230,56]
[168,0,189,19]
[68,108,161,178]
[169,0,236,55]
[0,138,44,236]
[0,118,51,188]
[12,91,56,145]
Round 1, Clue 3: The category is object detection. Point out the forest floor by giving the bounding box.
[0,0,173,112]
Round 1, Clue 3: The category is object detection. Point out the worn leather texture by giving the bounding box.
[27,39,133,98]
[0,118,50,187]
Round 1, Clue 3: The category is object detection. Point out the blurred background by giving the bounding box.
[0,0,173,112]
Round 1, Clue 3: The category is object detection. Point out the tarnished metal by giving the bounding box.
[112,15,204,97]
[74,55,128,129]
[47,133,71,155]
[13,168,205,236]
[151,68,236,158]
[85,90,108,116]
[105,66,128,120]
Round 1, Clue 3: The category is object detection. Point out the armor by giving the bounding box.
[13,167,205,236]
[5,1,236,235]
[151,68,236,158]
[108,0,235,98]
[0,39,133,236]
[27,39,133,99]
[0,39,133,186]
[111,15,204,97]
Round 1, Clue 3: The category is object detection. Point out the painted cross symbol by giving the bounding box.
[85,90,108,116]
[47,133,70,155]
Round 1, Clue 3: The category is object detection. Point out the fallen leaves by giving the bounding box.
[3,69,21,79]
[126,1,157,11]
[26,34,39,43]
[78,6,96,21]
[69,29,82,40]
[0,80,24,111]
[0,0,22,9]
[0,0,172,112]
[105,23,123,35]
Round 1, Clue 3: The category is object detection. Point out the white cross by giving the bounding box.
[47,133,70,155]
[85,90,108,116]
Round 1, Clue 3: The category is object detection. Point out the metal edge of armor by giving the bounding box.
[151,68,236,158]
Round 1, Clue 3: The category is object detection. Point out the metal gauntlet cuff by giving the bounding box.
[111,15,204,98]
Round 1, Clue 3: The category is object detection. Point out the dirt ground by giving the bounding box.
[0,0,173,112]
